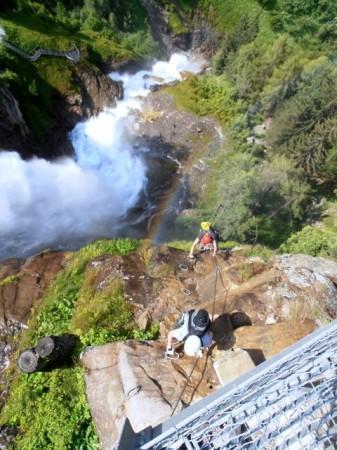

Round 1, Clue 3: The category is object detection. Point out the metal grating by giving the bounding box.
[139,320,337,450]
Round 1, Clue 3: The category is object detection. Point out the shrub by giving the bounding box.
[71,279,134,343]
[0,68,19,86]
[279,225,337,258]
[167,240,193,252]
[2,367,99,450]
[0,275,18,288]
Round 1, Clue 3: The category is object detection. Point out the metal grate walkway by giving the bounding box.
[137,320,337,450]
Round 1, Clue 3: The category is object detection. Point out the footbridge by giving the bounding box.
[2,40,80,63]
[123,320,337,449]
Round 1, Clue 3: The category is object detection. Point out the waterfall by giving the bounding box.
[0,53,203,259]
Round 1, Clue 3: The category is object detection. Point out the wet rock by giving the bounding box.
[0,87,29,154]
[1,66,123,159]
[65,66,123,125]
[136,93,220,156]
[133,90,223,220]
[0,426,17,449]
[140,0,181,56]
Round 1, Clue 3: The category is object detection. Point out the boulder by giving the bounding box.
[135,310,152,331]
[65,66,123,125]
[0,251,65,326]
[81,339,218,449]
[234,320,317,362]
[213,348,255,386]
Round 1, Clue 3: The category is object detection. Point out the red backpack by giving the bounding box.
[200,232,213,245]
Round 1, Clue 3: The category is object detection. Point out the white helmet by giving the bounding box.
[184,335,202,357]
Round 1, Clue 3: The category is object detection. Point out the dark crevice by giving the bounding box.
[139,364,173,408]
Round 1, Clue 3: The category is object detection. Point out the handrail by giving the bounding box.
[2,40,80,63]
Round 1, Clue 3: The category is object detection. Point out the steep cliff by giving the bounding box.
[0,86,29,153]
[0,239,336,448]
[0,66,123,158]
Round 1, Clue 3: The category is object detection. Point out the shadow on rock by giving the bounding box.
[211,314,236,351]
[211,311,252,351]
[243,348,266,365]
[231,311,252,329]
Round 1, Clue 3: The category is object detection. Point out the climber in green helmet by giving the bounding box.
[188,221,219,259]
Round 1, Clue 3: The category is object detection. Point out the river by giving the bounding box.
[0,54,202,260]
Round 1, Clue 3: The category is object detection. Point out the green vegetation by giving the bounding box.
[0,274,18,287]
[167,240,192,252]
[3,1,337,447]
[0,238,160,450]
[279,226,337,258]
[164,75,238,126]
[164,0,337,256]
[0,0,158,139]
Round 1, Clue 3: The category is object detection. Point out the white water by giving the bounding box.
[0,53,203,259]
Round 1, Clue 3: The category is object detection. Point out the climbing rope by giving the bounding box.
[170,256,223,416]
[211,260,218,320]
[170,356,199,416]
[213,256,229,314]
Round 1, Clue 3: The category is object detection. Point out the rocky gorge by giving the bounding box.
[1,0,337,448]
[0,66,123,159]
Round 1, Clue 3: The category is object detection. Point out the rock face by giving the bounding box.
[131,91,223,239]
[61,66,123,130]
[140,0,217,56]
[234,320,316,363]
[78,249,337,448]
[1,246,336,448]
[77,248,337,334]
[0,67,123,159]
[0,87,30,153]
[141,0,178,56]
[81,339,217,449]
[0,252,65,326]
[40,66,123,159]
